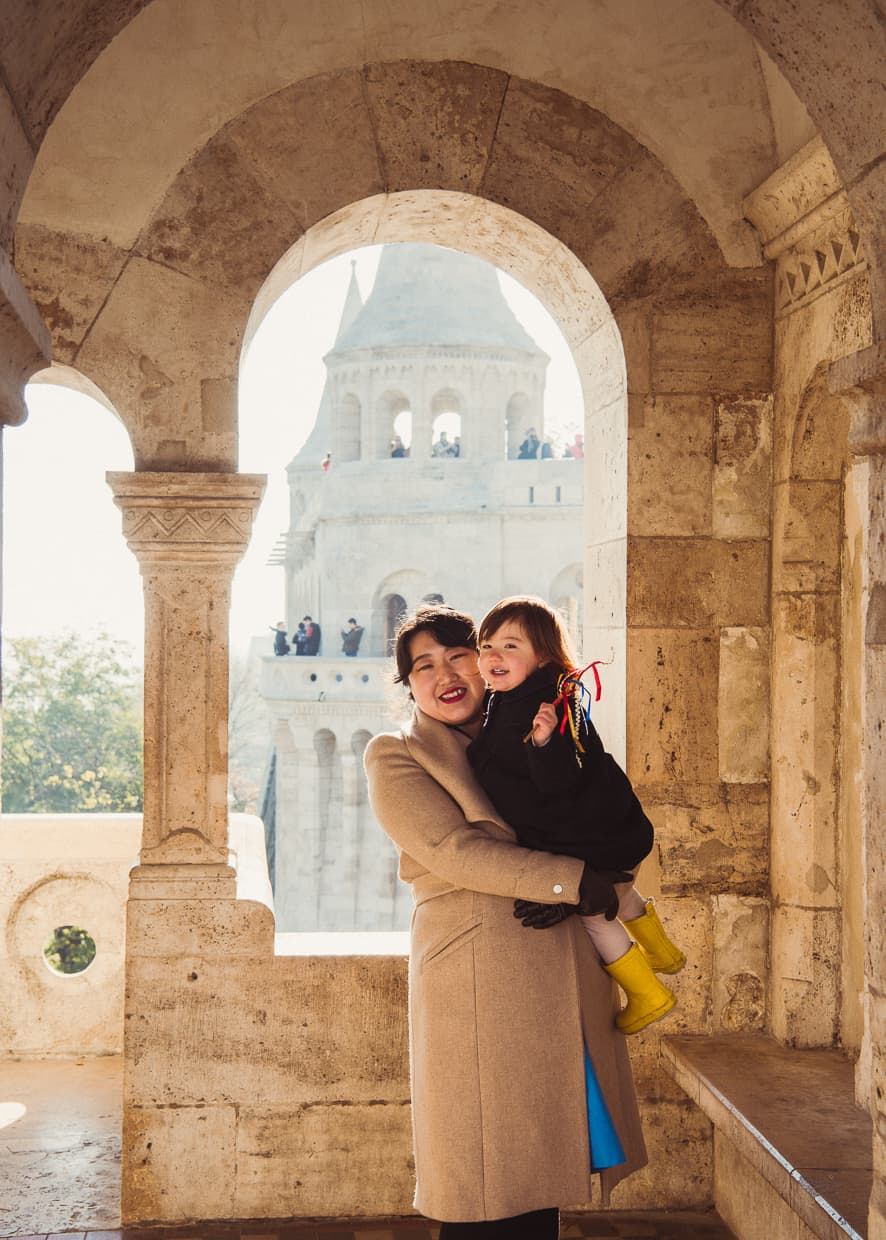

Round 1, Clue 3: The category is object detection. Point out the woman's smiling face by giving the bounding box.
[407,631,486,733]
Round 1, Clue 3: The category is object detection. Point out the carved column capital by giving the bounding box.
[0,249,52,427]
[107,470,266,564]
[108,471,266,894]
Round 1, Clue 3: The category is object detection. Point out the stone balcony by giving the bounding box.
[259,656,390,704]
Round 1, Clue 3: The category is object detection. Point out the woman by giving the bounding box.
[364,605,647,1238]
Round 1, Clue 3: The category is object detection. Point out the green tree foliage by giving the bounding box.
[2,632,143,812]
[43,925,97,974]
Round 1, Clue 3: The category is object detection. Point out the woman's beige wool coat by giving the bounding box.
[364,706,647,1224]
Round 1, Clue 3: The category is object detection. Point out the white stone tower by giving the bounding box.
[261,243,584,932]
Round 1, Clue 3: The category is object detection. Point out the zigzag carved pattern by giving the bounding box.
[122,507,252,544]
[777,216,865,314]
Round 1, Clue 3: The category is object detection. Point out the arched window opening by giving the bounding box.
[431,389,463,458]
[431,412,462,458]
[376,390,412,459]
[335,392,361,462]
[392,408,412,457]
[384,594,408,654]
[233,205,622,944]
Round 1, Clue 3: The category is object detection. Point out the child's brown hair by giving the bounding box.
[477,595,577,674]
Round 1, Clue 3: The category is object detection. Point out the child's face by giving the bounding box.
[478,621,546,692]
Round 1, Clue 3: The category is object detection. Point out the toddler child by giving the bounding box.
[467,595,685,1034]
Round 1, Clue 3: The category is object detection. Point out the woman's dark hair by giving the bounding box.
[477,595,576,674]
[393,604,478,685]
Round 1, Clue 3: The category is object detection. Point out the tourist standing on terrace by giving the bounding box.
[364,604,646,1239]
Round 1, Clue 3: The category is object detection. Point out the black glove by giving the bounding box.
[513,899,576,929]
[577,864,635,920]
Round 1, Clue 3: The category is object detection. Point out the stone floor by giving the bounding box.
[3,1219,736,1240]
[0,1058,735,1240]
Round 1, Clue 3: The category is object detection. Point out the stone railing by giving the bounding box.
[0,812,407,1059]
[259,654,390,702]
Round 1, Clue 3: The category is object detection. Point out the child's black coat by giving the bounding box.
[467,665,654,871]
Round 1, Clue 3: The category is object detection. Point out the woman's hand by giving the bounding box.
[530,701,558,747]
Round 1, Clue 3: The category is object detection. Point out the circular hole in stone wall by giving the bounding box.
[43,925,97,976]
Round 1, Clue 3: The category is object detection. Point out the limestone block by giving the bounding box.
[574,319,626,412]
[869,997,886,1159]
[770,905,839,1047]
[372,186,480,250]
[15,223,128,361]
[575,153,720,308]
[77,256,247,468]
[235,1102,414,1218]
[228,72,383,235]
[627,629,719,787]
[647,783,769,897]
[713,1131,800,1240]
[532,241,614,351]
[138,133,303,301]
[584,537,626,630]
[787,364,850,483]
[124,955,409,1107]
[718,627,770,784]
[481,77,636,269]
[628,538,768,629]
[713,397,773,539]
[648,896,711,1034]
[608,1099,712,1209]
[365,60,507,195]
[711,895,768,1033]
[122,1103,236,1223]
[770,596,839,907]
[298,196,385,279]
[773,479,841,593]
[628,395,713,537]
[650,271,773,395]
[618,306,652,396]
[584,402,627,543]
[127,898,274,958]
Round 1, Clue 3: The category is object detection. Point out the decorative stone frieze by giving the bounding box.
[0,248,51,426]
[108,471,265,895]
[744,136,867,320]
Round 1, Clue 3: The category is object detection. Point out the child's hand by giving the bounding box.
[531,702,558,746]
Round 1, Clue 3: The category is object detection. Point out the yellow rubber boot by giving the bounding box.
[622,898,687,974]
[604,943,676,1035]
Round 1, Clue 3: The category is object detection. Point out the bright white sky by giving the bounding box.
[3,245,582,658]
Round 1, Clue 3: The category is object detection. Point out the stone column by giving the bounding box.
[829,344,886,1240]
[108,471,265,898]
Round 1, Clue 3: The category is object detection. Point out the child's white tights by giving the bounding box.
[579,880,647,964]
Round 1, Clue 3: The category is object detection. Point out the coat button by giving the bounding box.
[553,883,563,894]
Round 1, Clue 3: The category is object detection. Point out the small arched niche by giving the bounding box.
[375,389,413,460]
[430,388,463,458]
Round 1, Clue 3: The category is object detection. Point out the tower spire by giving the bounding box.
[333,259,364,346]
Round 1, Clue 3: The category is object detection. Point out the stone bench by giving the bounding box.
[662,1034,872,1240]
